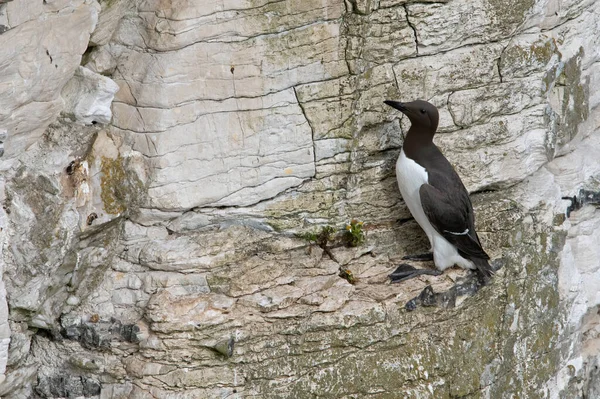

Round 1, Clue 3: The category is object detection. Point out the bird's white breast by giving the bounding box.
[396,149,434,240]
[395,149,475,271]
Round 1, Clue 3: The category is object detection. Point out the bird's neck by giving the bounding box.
[403,127,435,160]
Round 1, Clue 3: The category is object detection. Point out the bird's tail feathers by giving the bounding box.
[473,257,494,284]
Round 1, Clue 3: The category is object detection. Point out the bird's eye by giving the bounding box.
[420,109,426,114]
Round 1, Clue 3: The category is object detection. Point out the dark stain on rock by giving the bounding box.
[36,375,101,399]
[61,315,141,350]
[66,160,77,175]
[86,212,98,226]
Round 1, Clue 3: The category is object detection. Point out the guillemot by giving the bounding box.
[384,99,494,283]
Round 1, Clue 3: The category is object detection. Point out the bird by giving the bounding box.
[384,99,494,283]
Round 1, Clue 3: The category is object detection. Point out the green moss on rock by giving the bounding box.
[100,156,145,215]
[485,0,536,27]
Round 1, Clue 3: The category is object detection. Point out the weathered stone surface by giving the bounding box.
[0,0,599,398]
[407,0,535,55]
[120,90,317,209]
[393,43,503,100]
[499,34,561,80]
[89,0,128,47]
[0,0,100,161]
[61,66,119,125]
[104,0,348,211]
[345,6,416,73]
[36,374,101,398]
[438,105,550,191]
[447,80,543,127]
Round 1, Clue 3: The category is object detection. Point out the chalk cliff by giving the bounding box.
[0,0,599,397]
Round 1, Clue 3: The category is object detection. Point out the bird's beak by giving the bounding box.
[384,100,407,113]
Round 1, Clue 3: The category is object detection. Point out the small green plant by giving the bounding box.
[344,219,365,247]
[296,231,319,242]
[297,221,366,268]
[297,225,335,246]
[298,221,366,248]
[338,268,357,284]
[297,225,338,262]
[316,226,336,246]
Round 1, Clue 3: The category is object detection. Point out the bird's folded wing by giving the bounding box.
[419,184,490,260]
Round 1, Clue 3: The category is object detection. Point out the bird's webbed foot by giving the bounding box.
[388,263,442,283]
[401,252,434,261]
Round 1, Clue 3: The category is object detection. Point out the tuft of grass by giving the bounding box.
[344,219,365,247]
[297,225,335,246]
[298,221,366,248]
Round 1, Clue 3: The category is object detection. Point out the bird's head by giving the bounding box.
[384,99,439,132]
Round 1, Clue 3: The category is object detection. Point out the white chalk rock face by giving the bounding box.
[0,0,101,390]
[0,271,8,381]
[114,89,316,209]
[0,0,100,161]
[108,1,347,210]
[88,0,128,47]
[61,66,119,125]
